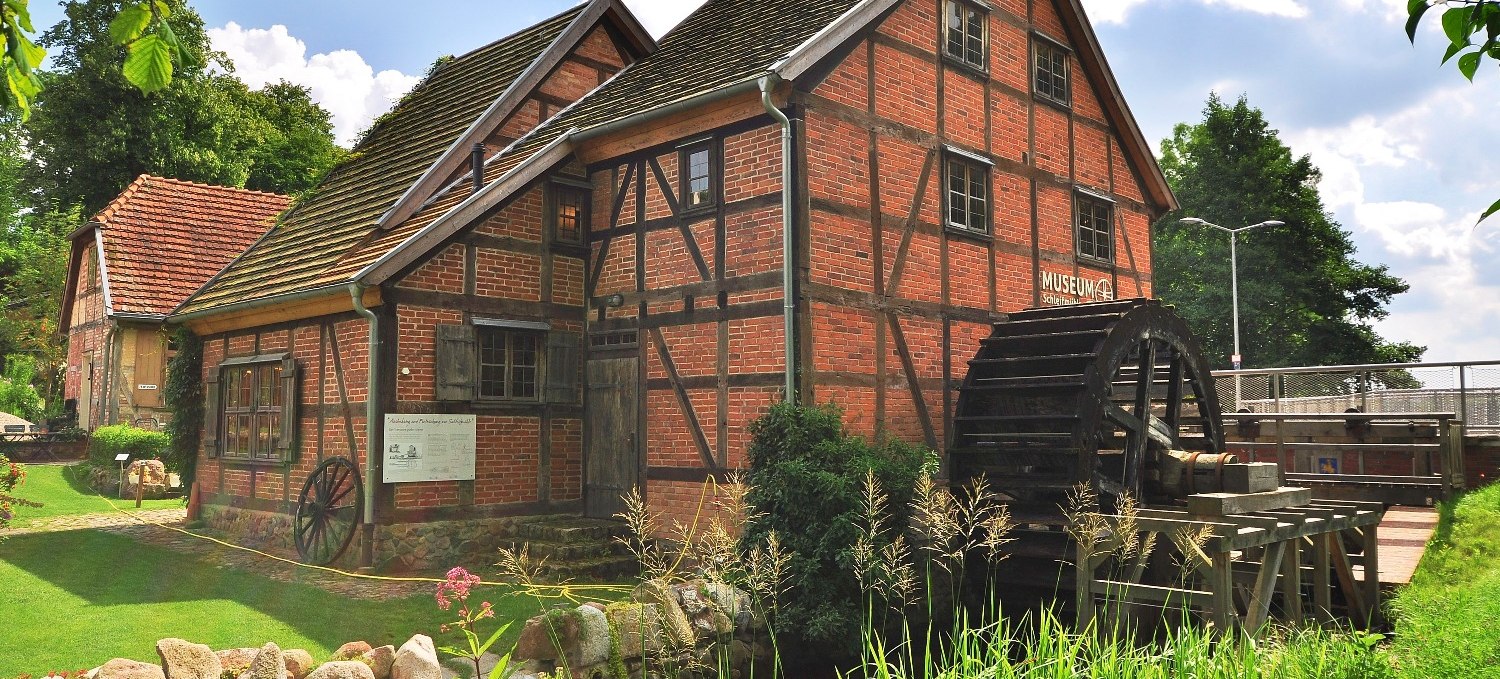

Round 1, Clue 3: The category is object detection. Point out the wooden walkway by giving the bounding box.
[1372,505,1437,586]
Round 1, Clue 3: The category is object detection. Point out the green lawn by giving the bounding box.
[1386,483,1500,678]
[10,463,179,524]
[0,529,563,674]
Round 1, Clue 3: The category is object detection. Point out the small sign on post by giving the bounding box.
[1232,354,1242,370]
[116,453,131,499]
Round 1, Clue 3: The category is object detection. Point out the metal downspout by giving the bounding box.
[348,284,379,568]
[759,75,796,404]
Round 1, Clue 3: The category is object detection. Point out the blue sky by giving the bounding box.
[24,0,1500,364]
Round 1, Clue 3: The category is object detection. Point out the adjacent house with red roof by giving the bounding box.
[60,174,289,430]
[167,0,1173,570]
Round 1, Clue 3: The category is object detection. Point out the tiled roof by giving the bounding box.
[174,4,587,316]
[337,0,865,279]
[94,175,289,317]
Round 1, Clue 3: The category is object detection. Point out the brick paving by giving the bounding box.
[1375,505,1436,586]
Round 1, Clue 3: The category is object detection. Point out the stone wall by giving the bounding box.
[199,503,556,572]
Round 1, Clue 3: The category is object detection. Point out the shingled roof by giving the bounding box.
[338,0,876,282]
[174,3,594,317]
[85,174,289,318]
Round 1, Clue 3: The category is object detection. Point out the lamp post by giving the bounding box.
[1178,217,1283,407]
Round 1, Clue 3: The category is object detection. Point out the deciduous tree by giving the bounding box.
[1152,94,1423,370]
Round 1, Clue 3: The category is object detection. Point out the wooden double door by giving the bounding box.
[584,357,639,518]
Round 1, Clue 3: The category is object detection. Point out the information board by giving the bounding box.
[382,414,477,483]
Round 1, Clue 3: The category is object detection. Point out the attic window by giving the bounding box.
[945,1,988,71]
[1033,37,1070,106]
[549,183,588,244]
[681,143,716,211]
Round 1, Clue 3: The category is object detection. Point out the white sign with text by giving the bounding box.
[382,414,477,483]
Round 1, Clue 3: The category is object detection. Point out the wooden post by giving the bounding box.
[1330,531,1369,626]
[1281,536,1304,624]
[1362,524,1383,629]
[134,463,146,508]
[1312,533,1333,623]
[1210,550,1236,634]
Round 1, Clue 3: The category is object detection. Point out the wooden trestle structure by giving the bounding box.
[1075,492,1386,636]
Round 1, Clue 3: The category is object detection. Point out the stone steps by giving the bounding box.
[508,517,638,583]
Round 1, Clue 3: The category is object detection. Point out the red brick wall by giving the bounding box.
[798,0,1163,447]
[64,243,109,429]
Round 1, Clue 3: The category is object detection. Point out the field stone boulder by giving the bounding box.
[122,460,170,499]
[157,638,222,679]
[215,649,258,674]
[304,662,374,679]
[574,604,611,667]
[95,658,166,679]
[391,634,441,679]
[333,642,373,661]
[360,645,395,679]
[701,582,752,632]
[605,602,664,659]
[515,609,583,663]
[282,650,316,679]
[246,642,286,679]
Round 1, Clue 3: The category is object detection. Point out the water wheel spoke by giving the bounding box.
[1165,349,1186,431]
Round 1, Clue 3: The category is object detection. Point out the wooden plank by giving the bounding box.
[1282,536,1304,624]
[648,328,717,470]
[1312,532,1333,622]
[883,149,937,296]
[1186,487,1312,516]
[1329,531,1370,626]
[1362,523,1383,628]
[1210,550,1237,634]
[1090,580,1214,607]
[886,313,938,449]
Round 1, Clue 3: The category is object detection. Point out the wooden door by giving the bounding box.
[585,357,639,519]
[80,356,93,429]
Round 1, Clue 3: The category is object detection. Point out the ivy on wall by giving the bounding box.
[163,326,202,488]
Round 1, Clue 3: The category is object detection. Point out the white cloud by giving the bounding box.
[208,22,421,147]
[622,0,704,38]
[1083,0,1307,25]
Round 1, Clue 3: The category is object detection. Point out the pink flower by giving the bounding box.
[477,601,495,619]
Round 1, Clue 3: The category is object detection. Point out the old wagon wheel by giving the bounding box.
[952,298,1225,511]
[294,456,363,565]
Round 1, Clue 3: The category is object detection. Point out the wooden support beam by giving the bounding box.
[1209,551,1237,634]
[1313,532,1334,623]
[1362,523,1383,629]
[1244,541,1287,635]
[1329,530,1370,627]
[1282,536,1304,624]
[1186,487,1312,516]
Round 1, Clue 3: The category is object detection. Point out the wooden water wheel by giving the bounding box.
[951,298,1226,511]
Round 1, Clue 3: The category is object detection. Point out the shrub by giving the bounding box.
[740,401,930,660]
[163,327,204,484]
[87,424,169,468]
[0,355,43,423]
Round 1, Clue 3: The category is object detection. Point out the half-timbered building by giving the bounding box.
[60,175,288,431]
[171,0,1174,570]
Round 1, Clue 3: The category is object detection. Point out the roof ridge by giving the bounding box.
[92,174,152,227]
[444,3,588,65]
[137,174,292,202]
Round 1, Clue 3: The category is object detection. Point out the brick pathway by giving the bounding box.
[1375,505,1436,586]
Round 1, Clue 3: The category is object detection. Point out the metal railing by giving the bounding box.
[1216,360,1500,435]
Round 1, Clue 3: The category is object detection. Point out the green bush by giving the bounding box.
[87,424,169,468]
[163,327,204,484]
[741,401,930,660]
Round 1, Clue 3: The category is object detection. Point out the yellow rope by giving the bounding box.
[96,493,632,599]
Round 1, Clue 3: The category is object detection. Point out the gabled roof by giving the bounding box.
[73,174,289,319]
[175,1,641,317]
[342,0,881,283]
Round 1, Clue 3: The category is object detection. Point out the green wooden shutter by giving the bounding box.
[204,370,221,458]
[545,331,581,403]
[277,356,298,458]
[436,324,477,401]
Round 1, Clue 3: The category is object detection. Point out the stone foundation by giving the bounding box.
[199,503,563,572]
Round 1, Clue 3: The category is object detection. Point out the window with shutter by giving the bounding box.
[435,324,477,401]
[212,353,298,463]
[545,332,580,403]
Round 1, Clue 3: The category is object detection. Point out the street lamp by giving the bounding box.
[1178,217,1284,405]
